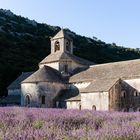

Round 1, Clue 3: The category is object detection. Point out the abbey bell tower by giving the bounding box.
[39,29,93,77]
[50,29,73,54]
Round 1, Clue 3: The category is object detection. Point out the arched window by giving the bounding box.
[121,91,126,98]
[64,64,68,73]
[92,105,96,111]
[66,41,71,52]
[26,95,30,105]
[137,107,140,112]
[122,108,127,112]
[41,95,45,105]
[79,104,81,110]
[54,41,60,52]
[134,91,138,97]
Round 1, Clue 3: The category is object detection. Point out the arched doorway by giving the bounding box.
[25,95,30,106]
[92,105,96,111]
[41,95,45,105]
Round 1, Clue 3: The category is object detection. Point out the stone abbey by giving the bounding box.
[4,29,140,111]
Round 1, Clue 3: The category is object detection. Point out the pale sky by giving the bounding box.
[0,0,140,48]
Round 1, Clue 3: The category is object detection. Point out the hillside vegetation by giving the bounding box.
[0,9,140,96]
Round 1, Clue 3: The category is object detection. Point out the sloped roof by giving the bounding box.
[81,78,120,93]
[70,59,140,83]
[51,29,72,40]
[0,95,20,104]
[56,88,80,101]
[22,66,64,83]
[8,72,34,89]
[66,94,81,101]
[39,51,94,66]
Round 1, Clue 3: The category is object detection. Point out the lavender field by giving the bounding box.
[0,107,140,140]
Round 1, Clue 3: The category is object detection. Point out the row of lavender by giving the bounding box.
[0,107,140,140]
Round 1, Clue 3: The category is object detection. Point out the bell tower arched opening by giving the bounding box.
[66,40,71,52]
[51,29,73,54]
[54,41,60,52]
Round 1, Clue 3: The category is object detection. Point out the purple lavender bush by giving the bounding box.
[0,107,140,140]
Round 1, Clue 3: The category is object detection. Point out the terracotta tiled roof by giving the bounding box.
[70,59,140,83]
[22,66,64,83]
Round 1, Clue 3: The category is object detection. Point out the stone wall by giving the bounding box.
[39,60,87,76]
[21,82,65,107]
[109,79,140,112]
[109,81,121,111]
[66,101,81,109]
[120,79,140,111]
[8,89,21,96]
[81,92,109,110]
[59,60,88,76]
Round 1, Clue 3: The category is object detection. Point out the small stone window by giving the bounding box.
[41,95,45,105]
[134,91,138,97]
[121,91,126,98]
[54,41,60,52]
[64,64,68,73]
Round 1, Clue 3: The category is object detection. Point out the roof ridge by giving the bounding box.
[90,58,140,68]
[70,58,140,83]
[91,77,121,81]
